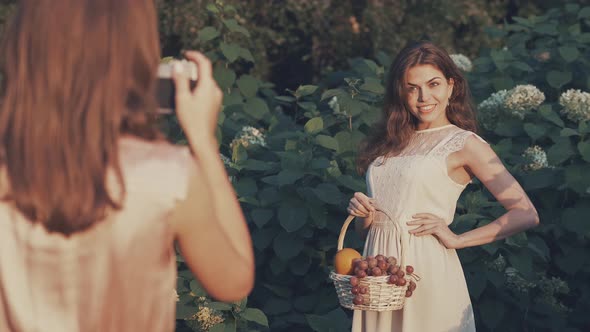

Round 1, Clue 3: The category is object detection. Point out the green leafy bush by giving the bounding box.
[193,2,590,331]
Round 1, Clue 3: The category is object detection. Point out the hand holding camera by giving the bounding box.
[170,51,223,143]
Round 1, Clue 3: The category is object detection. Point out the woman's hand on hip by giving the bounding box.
[407,213,463,249]
[172,51,223,142]
[347,192,375,219]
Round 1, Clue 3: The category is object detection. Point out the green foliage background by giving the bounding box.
[0,1,589,331]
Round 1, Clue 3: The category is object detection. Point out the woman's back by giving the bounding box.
[0,137,192,332]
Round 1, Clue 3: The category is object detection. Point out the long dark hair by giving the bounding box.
[0,0,163,234]
[357,41,477,174]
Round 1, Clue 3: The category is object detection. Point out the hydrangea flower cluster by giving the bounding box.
[450,54,473,72]
[505,267,536,293]
[477,85,545,129]
[187,306,225,331]
[485,254,507,272]
[477,90,509,130]
[503,85,545,119]
[230,126,267,149]
[536,276,571,313]
[559,89,590,122]
[522,145,549,171]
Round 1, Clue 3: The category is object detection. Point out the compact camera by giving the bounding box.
[156,60,198,113]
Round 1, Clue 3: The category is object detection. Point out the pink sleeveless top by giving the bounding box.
[0,137,194,332]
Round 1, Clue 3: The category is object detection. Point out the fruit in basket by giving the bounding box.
[387,257,397,266]
[359,285,368,294]
[355,269,367,278]
[351,286,360,295]
[405,290,413,297]
[397,278,407,287]
[409,281,416,291]
[367,257,378,269]
[406,265,414,274]
[388,275,398,284]
[334,248,362,275]
[349,276,359,287]
[358,260,369,270]
[388,265,399,275]
[353,295,364,305]
[371,267,383,276]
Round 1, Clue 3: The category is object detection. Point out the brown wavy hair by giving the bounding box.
[0,0,163,235]
[357,41,478,174]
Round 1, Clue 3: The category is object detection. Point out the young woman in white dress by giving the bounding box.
[346,41,539,332]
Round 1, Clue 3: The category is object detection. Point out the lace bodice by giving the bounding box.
[367,124,486,226]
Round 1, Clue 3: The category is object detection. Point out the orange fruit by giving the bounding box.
[334,248,362,275]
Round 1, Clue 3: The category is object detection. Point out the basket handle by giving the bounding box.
[337,215,356,251]
[336,214,406,267]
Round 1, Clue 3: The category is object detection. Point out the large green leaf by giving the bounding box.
[240,308,269,327]
[276,169,305,185]
[306,308,350,332]
[220,42,241,63]
[547,137,575,165]
[312,183,344,205]
[360,78,385,94]
[523,123,546,141]
[538,105,565,127]
[304,117,324,134]
[564,164,590,194]
[198,26,220,42]
[562,207,590,235]
[278,206,307,232]
[214,66,236,90]
[507,249,533,277]
[222,19,250,36]
[558,46,580,63]
[315,135,339,151]
[296,85,319,97]
[546,70,572,89]
[251,209,274,228]
[273,232,304,259]
[243,97,270,120]
[236,75,258,98]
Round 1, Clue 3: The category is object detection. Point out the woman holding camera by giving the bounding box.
[0,1,254,331]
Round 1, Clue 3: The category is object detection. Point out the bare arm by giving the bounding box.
[455,135,540,248]
[169,52,254,302]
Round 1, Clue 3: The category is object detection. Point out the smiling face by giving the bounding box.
[404,64,454,130]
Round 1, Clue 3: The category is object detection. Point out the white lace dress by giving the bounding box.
[352,124,486,332]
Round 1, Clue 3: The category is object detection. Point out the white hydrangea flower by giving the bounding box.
[505,267,536,293]
[536,276,570,313]
[559,89,590,122]
[522,145,549,171]
[450,54,473,72]
[477,90,509,130]
[230,126,267,149]
[328,96,349,118]
[503,85,545,119]
[187,306,225,331]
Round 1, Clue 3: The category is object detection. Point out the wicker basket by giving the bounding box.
[329,214,420,311]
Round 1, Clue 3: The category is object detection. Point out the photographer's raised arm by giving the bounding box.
[169,51,254,302]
